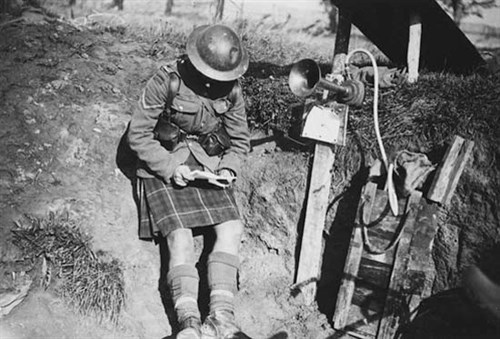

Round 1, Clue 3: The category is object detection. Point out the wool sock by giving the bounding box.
[166,264,201,324]
[207,251,239,315]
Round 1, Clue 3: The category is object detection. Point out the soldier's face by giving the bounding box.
[182,57,235,99]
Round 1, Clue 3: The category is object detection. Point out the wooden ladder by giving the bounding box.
[332,136,474,339]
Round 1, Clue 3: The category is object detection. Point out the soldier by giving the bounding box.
[127,25,250,339]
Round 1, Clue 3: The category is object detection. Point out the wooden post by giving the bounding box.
[332,11,352,75]
[294,10,352,305]
[407,11,422,83]
[295,142,336,303]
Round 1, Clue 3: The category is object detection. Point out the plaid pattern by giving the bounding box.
[138,177,241,239]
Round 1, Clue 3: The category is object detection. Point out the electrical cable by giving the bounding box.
[344,49,403,254]
[345,48,398,217]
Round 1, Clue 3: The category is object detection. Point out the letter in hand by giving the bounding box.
[190,170,235,189]
[172,165,194,187]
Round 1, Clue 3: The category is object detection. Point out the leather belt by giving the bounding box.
[178,130,199,142]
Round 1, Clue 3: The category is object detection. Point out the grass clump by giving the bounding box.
[11,213,125,323]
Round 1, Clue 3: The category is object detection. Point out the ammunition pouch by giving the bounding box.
[198,123,231,156]
[153,114,180,151]
[154,115,231,156]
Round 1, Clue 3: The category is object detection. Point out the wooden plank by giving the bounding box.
[358,257,392,289]
[295,7,351,306]
[407,11,422,83]
[405,200,439,316]
[361,189,406,258]
[407,201,439,279]
[377,191,422,339]
[347,282,387,337]
[427,136,474,205]
[295,142,336,304]
[333,181,377,329]
[361,181,378,226]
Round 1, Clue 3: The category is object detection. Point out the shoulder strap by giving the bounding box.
[166,72,180,107]
[161,69,180,122]
[227,80,241,106]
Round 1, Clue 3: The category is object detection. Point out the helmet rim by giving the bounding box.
[187,25,249,81]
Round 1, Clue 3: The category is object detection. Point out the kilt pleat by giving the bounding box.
[138,176,241,239]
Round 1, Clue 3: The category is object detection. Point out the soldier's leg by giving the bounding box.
[166,228,201,338]
[202,219,244,337]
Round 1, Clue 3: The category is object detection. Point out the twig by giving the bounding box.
[0,18,24,30]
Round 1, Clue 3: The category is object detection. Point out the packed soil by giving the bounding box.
[1,4,500,339]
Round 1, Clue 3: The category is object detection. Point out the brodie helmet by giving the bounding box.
[186,24,249,82]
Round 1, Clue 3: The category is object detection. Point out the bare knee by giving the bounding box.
[166,228,195,268]
[213,220,244,254]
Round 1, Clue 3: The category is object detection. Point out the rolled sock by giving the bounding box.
[166,264,201,323]
[207,251,239,314]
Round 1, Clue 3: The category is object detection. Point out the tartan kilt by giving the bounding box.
[137,176,241,239]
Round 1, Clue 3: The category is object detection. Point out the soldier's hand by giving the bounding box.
[217,169,234,180]
[211,169,235,188]
[172,165,194,187]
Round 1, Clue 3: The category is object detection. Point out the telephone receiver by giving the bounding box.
[288,58,365,106]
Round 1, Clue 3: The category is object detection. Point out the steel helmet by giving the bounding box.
[186,24,249,81]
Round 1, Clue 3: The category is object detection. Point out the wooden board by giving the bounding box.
[333,181,377,329]
[331,0,484,74]
[405,199,439,315]
[333,188,428,338]
[294,14,351,305]
[377,191,422,339]
[332,136,472,338]
[295,142,336,304]
[333,183,406,334]
[427,135,474,205]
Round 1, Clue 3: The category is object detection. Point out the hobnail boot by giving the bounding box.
[200,310,241,339]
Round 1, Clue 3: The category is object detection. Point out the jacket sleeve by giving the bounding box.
[127,67,184,181]
[217,83,250,176]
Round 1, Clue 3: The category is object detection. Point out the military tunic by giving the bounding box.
[127,57,250,238]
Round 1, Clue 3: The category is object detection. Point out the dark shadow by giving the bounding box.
[115,123,144,240]
[158,236,179,335]
[115,123,137,182]
[397,288,500,339]
[192,227,216,319]
[267,332,288,339]
[477,243,500,284]
[249,101,314,153]
[292,150,316,285]
[316,136,368,321]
